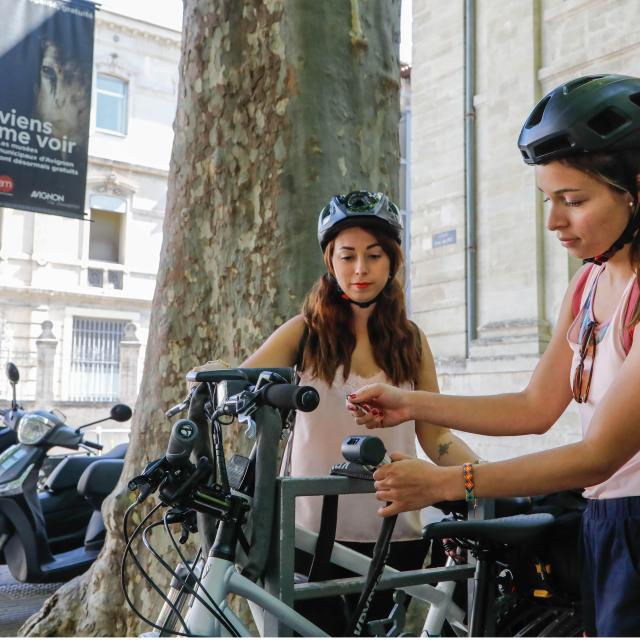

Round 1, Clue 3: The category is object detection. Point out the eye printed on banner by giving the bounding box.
[34,38,90,155]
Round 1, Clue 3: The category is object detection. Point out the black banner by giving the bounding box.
[0,0,95,219]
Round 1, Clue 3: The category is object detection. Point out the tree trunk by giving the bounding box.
[21,0,400,635]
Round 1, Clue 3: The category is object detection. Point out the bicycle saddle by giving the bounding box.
[433,496,533,518]
[423,512,555,547]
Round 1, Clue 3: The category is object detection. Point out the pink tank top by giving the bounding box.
[567,264,640,498]
[287,366,422,542]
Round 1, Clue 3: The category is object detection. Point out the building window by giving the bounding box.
[69,317,127,401]
[96,75,128,135]
[89,209,123,263]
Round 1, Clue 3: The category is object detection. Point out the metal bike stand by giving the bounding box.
[263,475,480,637]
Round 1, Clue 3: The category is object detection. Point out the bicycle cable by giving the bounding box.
[123,500,239,637]
[141,520,192,635]
[158,514,240,636]
[162,509,240,637]
[121,501,197,637]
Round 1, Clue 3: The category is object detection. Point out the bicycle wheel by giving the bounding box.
[497,601,583,638]
[496,598,551,637]
[541,607,583,637]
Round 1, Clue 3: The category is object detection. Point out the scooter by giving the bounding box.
[0,398,132,583]
[0,361,125,557]
[0,362,22,453]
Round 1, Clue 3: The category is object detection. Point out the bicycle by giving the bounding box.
[422,492,584,637]
[121,367,582,636]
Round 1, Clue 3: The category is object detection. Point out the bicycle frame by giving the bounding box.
[154,474,476,637]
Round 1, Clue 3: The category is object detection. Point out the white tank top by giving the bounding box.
[287,366,422,542]
[567,264,640,499]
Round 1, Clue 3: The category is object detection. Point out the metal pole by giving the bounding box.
[464,0,478,356]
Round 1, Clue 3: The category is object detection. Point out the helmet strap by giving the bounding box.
[586,201,640,265]
[339,292,384,308]
[332,275,393,309]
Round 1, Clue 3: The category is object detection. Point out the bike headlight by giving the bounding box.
[18,413,57,445]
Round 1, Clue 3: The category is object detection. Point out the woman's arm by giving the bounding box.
[413,329,480,465]
[372,272,640,517]
[240,314,306,368]
[350,267,589,436]
[375,333,640,514]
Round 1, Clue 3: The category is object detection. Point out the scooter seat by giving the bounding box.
[45,455,99,493]
[44,443,127,493]
[77,459,124,509]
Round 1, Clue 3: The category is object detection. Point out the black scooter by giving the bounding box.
[0,390,132,582]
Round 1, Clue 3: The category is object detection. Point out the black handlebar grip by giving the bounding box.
[262,384,320,412]
[341,435,387,466]
[84,440,104,451]
[166,419,198,467]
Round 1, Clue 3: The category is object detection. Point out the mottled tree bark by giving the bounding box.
[21,0,400,635]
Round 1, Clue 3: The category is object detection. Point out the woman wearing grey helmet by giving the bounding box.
[348,75,640,636]
[239,189,479,633]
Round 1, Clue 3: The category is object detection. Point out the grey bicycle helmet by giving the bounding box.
[518,74,640,165]
[317,190,403,251]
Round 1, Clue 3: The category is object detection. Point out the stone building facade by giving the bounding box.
[410,0,640,460]
[0,8,180,447]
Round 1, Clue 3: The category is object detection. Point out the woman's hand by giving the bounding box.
[346,383,413,428]
[373,453,451,517]
[186,359,230,389]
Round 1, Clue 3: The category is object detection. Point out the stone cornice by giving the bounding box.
[88,155,170,178]
[0,284,154,307]
[96,9,182,48]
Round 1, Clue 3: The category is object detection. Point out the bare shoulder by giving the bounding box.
[241,314,306,368]
[414,324,434,358]
[413,324,438,391]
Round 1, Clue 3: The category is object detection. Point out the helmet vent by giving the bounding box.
[533,135,573,158]
[564,75,602,94]
[587,107,629,137]
[629,92,640,108]
[525,95,551,128]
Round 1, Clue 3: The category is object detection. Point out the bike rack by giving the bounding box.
[264,475,487,637]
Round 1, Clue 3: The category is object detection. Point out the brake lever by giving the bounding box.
[222,389,260,439]
[166,388,197,418]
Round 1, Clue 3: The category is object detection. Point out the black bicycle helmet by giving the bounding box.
[518,74,640,165]
[317,190,403,251]
[519,74,640,263]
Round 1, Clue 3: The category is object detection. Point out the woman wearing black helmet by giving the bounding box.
[349,75,640,636]
[240,189,479,633]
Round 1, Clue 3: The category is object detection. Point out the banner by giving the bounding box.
[0,0,95,219]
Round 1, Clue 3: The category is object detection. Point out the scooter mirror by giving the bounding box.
[110,404,132,422]
[6,362,19,384]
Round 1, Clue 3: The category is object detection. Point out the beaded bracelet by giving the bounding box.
[463,462,476,506]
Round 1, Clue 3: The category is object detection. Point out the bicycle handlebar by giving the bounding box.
[261,383,319,412]
[186,367,296,384]
[166,419,199,467]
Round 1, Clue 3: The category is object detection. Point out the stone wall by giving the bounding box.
[411,0,640,460]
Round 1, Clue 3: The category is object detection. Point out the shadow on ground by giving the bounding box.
[0,566,61,637]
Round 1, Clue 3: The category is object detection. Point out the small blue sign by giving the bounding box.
[432,229,457,248]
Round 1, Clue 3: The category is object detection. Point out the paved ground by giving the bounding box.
[0,566,62,637]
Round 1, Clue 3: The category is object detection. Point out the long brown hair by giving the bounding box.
[300,227,422,385]
[560,151,640,326]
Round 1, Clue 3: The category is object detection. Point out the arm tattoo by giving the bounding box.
[437,441,452,460]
